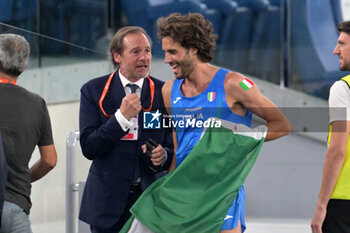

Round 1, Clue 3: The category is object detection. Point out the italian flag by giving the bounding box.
[207,92,216,102]
[239,78,255,91]
[120,118,267,233]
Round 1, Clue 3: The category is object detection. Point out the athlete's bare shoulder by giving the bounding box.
[224,71,257,100]
[225,71,248,88]
[162,79,176,112]
[162,79,176,93]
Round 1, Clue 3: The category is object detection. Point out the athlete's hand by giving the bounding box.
[120,93,141,120]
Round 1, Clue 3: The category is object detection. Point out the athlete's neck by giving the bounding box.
[182,63,219,97]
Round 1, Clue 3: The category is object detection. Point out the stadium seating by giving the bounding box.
[0,1,14,23]
[121,0,224,56]
[247,0,282,83]
[57,0,107,54]
[39,0,107,55]
[329,0,343,25]
[0,1,37,32]
[215,0,282,82]
[290,0,349,98]
[214,2,253,74]
[189,0,253,73]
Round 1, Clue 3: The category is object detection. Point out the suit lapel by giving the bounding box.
[139,77,151,138]
[140,77,151,110]
[103,71,126,116]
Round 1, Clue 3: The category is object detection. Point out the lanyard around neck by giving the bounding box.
[99,71,155,117]
[0,79,16,85]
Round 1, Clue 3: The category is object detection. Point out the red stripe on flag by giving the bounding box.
[244,77,255,86]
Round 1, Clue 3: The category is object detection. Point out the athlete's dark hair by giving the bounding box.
[157,13,217,63]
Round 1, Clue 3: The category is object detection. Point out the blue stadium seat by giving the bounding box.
[40,0,66,54]
[329,0,343,25]
[176,0,224,36]
[216,0,281,77]
[39,0,107,55]
[0,1,14,23]
[199,0,239,43]
[290,0,349,98]
[214,1,253,74]
[245,0,282,83]
[121,0,214,56]
[13,0,37,22]
[185,0,238,35]
[57,0,107,54]
[7,0,38,37]
[0,1,37,33]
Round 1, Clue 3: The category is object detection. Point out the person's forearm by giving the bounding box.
[265,116,291,141]
[30,159,56,182]
[316,147,346,208]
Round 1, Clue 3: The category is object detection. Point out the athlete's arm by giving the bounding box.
[162,80,177,172]
[225,72,291,141]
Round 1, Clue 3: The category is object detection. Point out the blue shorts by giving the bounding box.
[220,185,246,232]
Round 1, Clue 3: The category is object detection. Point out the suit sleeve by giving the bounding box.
[79,83,128,160]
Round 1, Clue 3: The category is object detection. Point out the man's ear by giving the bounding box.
[113,53,122,64]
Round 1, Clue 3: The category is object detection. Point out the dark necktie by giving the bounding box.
[127,83,140,182]
[128,83,138,94]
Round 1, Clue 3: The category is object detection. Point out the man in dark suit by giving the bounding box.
[78,26,173,233]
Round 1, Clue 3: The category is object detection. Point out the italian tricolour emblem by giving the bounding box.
[207,92,216,102]
[239,77,255,91]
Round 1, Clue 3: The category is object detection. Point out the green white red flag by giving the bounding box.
[120,118,267,233]
[239,78,255,91]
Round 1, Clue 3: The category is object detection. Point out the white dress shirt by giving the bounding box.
[115,70,144,132]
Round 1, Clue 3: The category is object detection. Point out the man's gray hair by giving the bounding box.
[0,33,30,76]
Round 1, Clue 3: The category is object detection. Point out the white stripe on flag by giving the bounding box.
[128,218,154,233]
[243,79,253,88]
[204,118,267,140]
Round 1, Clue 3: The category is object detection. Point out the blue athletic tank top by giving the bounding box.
[171,68,252,166]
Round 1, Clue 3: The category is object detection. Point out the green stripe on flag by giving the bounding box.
[239,81,249,91]
[121,119,266,233]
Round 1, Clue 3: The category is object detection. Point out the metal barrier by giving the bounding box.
[66,131,89,233]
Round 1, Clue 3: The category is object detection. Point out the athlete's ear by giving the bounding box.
[191,47,198,54]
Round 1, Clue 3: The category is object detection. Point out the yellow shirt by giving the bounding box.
[330,75,350,199]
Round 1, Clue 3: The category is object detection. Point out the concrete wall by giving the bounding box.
[245,133,325,219]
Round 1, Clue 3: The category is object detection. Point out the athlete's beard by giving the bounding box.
[176,55,195,80]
